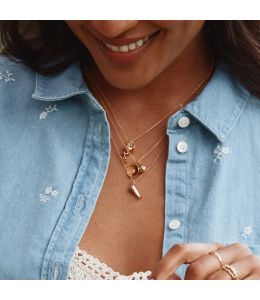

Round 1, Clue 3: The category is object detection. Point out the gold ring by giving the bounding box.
[209,251,223,268]
[222,264,240,280]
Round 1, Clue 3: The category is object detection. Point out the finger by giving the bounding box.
[185,242,252,280]
[207,255,259,280]
[167,273,182,280]
[148,272,181,280]
[150,242,223,280]
[244,273,260,280]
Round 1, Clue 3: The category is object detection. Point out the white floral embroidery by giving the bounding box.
[39,186,59,203]
[213,144,230,162]
[0,70,15,82]
[39,104,58,120]
[51,189,59,197]
[241,226,253,239]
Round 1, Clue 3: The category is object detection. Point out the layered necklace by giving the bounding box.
[82,58,216,200]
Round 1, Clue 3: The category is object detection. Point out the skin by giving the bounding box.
[65,20,260,279]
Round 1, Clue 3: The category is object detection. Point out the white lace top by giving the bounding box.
[68,246,152,280]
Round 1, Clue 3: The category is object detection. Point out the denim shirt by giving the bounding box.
[0,54,260,280]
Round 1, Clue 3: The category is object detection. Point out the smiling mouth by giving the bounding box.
[95,29,162,66]
[98,30,161,53]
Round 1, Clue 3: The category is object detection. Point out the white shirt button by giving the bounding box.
[178,116,190,128]
[177,141,188,153]
[169,219,181,230]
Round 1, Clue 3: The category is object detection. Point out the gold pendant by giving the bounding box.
[121,141,135,163]
[121,150,129,163]
[126,140,135,152]
[129,182,142,199]
[126,164,139,178]
[136,162,147,174]
[126,162,147,178]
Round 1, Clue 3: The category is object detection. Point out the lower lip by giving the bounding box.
[96,30,161,66]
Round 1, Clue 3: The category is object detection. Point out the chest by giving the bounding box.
[78,137,168,275]
[2,108,260,279]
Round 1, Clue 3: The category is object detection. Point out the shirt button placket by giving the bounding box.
[73,194,86,215]
[178,116,190,128]
[164,112,191,278]
[52,262,62,280]
[176,141,188,153]
[169,219,182,230]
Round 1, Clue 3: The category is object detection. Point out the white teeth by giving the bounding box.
[128,43,136,50]
[103,33,152,53]
[105,44,119,52]
[111,45,119,52]
[119,45,129,52]
[136,39,143,47]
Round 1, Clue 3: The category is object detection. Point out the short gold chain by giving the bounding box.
[87,78,167,165]
[81,56,216,198]
[85,58,216,145]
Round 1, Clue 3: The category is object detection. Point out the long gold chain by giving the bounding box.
[86,76,168,199]
[85,76,166,163]
[110,132,168,194]
[89,75,167,176]
[93,85,168,162]
[82,57,216,199]
[86,58,216,145]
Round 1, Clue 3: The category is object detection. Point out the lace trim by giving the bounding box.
[68,246,152,280]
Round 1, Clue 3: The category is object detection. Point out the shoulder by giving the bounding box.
[242,92,260,134]
[247,92,260,107]
[0,54,36,99]
[243,89,260,120]
[219,61,260,126]
[0,54,38,123]
[231,81,260,149]
[0,54,35,77]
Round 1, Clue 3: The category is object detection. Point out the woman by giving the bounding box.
[0,20,260,280]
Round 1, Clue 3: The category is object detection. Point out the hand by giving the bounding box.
[149,242,260,280]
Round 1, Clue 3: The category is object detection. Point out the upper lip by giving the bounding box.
[95,29,161,46]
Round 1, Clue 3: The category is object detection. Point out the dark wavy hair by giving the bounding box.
[0,21,259,97]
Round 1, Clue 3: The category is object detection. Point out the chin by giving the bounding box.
[104,75,153,91]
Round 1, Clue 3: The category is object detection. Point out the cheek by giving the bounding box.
[157,21,206,61]
[64,20,206,90]
[151,20,205,32]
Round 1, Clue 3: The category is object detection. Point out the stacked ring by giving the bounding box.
[209,251,240,280]
[209,251,223,268]
[222,264,240,280]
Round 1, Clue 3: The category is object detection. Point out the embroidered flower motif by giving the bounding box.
[39,186,59,203]
[213,144,230,162]
[39,111,48,119]
[51,189,59,197]
[39,104,58,120]
[44,186,53,194]
[39,194,49,203]
[0,70,15,82]
[241,226,253,239]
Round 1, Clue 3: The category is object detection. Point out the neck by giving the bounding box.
[84,31,214,128]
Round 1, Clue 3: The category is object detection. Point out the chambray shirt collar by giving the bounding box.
[174,61,250,143]
[32,60,104,112]
[32,59,250,143]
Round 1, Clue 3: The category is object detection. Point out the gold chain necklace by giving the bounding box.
[85,58,216,166]
[83,58,216,199]
[86,75,168,199]
[110,131,169,199]
[86,75,169,187]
